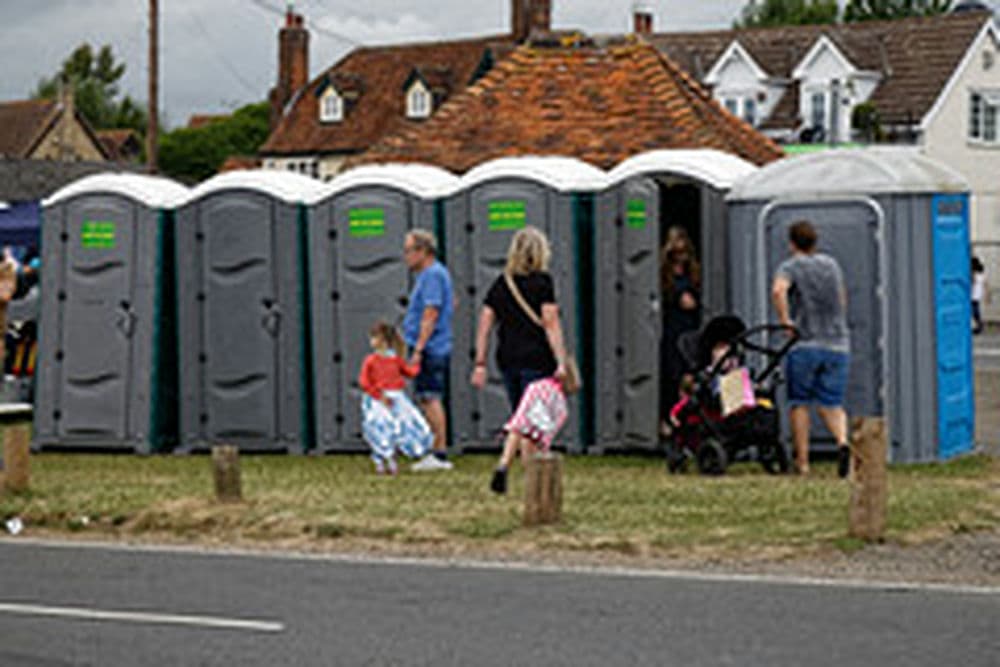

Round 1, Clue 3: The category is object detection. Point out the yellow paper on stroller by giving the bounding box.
[720,367,756,417]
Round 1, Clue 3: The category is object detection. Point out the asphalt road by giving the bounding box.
[0,541,996,667]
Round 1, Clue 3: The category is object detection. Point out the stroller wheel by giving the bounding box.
[666,443,688,474]
[696,438,728,476]
[759,441,790,475]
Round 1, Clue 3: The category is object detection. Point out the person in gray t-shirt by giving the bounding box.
[772,221,851,478]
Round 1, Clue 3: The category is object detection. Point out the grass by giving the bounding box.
[1,453,998,562]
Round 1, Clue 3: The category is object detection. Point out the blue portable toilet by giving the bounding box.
[727,148,975,463]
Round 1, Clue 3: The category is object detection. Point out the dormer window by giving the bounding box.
[320,88,343,123]
[407,83,432,119]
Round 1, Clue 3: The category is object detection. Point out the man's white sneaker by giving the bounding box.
[412,455,453,471]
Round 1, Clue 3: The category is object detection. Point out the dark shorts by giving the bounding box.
[414,352,449,402]
[501,367,549,410]
[786,346,850,408]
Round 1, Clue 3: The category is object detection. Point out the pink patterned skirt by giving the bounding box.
[504,377,568,450]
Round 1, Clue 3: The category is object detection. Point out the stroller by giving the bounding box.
[666,316,799,476]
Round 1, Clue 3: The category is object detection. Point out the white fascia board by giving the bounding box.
[920,18,997,132]
[308,163,461,203]
[705,40,769,86]
[791,34,858,80]
[460,156,609,193]
[43,173,190,209]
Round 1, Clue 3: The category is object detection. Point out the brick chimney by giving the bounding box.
[633,2,654,35]
[269,5,309,130]
[512,0,552,43]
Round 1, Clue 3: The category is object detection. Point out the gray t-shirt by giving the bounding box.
[776,253,850,351]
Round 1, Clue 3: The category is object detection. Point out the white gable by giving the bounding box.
[792,35,857,80]
[705,41,768,86]
[608,150,757,190]
[311,163,460,202]
[461,156,609,192]
[186,169,325,204]
[44,173,190,209]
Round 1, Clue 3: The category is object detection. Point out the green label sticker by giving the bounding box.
[626,199,647,229]
[81,221,116,249]
[349,208,385,238]
[488,201,526,232]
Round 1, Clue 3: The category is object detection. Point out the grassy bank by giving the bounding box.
[2,453,998,561]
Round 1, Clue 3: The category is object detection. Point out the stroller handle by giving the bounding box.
[736,324,800,383]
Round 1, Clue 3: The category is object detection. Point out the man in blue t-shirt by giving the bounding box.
[402,230,454,471]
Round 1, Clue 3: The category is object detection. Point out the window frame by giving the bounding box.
[407,85,432,119]
[811,91,827,131]
[320,89,344,123]
[743,97,757,127]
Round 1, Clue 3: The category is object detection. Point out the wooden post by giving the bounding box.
[212,445,242,503]
[0,404,33,494]
[848,417,888,542]
[524,451,562,526]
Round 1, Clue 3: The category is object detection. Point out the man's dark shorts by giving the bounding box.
[786,346,850,408]
[415,352,449,402]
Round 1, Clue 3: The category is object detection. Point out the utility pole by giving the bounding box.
[147,0,159,173]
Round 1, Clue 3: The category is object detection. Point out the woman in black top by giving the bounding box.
[471,227,568,494]
[660,226,701,434]
[470,226,568,408]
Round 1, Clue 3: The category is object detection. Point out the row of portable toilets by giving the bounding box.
[32,148,976,463]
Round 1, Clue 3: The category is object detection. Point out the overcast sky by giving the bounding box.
[0,0,755,128]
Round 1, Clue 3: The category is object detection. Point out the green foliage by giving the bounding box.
[844,0,954,22]
[851,102,884,142]
[158,102,271,183]
[736,0,840,27]
[33,43,147,136]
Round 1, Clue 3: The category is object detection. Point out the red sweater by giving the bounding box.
[358,353,420,400]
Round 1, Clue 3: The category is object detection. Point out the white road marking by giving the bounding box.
[2,536,998,597]
[0,601,284,633]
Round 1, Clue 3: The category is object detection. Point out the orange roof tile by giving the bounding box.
[350,40,783,173]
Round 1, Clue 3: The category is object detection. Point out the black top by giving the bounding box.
[484,271,558,374]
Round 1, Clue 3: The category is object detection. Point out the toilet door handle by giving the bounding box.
[262,301,282,337]
[116,302,137,338]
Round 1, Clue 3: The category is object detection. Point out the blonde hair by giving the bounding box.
[406,229,437,256]
[505,226,551,276]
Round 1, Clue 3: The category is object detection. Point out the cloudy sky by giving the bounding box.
[1,0,754,128]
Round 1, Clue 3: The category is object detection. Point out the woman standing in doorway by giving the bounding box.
[660,226,702,436]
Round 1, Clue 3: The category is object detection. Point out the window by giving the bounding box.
[320,90,343,123]
[743,98,757,127]
[811,91,826,130]
[724,98,738,116]
[970,93,982,140]
[969,91,1000,143]
[407,86,431,119]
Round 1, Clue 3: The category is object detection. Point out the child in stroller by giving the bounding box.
[667,315,799,475]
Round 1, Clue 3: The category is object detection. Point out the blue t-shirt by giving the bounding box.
[403,260,453,357]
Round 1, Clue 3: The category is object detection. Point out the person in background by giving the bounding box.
[972,256,987,335]
[469,226,569,495]
[772,221,851,478]
[402,230,455,471]
[660,226,701,437]
[358,321,433,475]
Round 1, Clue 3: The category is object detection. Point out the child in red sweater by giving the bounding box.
[358,321,433,474]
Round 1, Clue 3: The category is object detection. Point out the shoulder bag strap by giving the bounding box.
[503,271,544,329]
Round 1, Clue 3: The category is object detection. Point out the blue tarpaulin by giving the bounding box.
[0,201,41,251]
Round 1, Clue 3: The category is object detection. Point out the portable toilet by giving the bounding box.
[34,173,189,453]
[307,163,460,453]
[727,148,974,463]
[175,170,324,453]
[445,156,609,452]
[594,150,758,451]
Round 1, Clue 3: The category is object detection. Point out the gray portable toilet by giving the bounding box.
[176,170,324,453]
[446,156,609,452]
[594,150,758,451]
[34,173,189,453]
[307,164,460,453]
[727,148,975,463]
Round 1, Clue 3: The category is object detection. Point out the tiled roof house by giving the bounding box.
[0,91,108,162]
[351,38,783,172]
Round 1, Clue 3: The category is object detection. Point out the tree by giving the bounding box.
[736,0,840,27]
[158,102,271,183]
[33,43,148,136]
[844,0,953,22]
